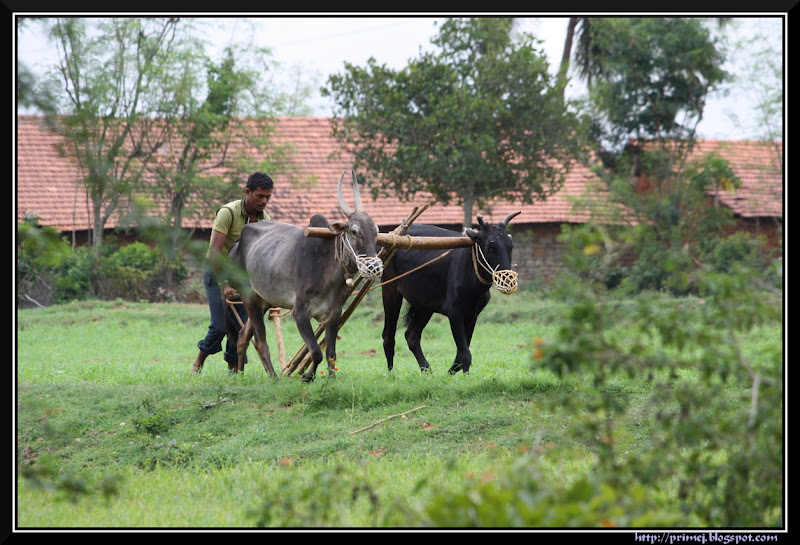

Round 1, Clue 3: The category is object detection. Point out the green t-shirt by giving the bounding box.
[206,198,270,259]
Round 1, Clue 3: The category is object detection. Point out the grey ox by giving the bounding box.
[229,170,383,382]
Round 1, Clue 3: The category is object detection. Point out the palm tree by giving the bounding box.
[557,16,732,96]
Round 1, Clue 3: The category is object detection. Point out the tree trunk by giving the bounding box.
[557,17,578,97]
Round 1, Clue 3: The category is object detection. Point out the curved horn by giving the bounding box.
[337,170,353,217]
[476,214,489,229]
[351,170,363,212]
[502,211,521,226]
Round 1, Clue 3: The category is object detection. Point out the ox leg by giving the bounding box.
[447,316,472,375]
[405,307,434,372]
[244,300,277,378]
[381,287,403,372]
[322,311,342,378]
[294,308,324,383]
[453,293,490,374]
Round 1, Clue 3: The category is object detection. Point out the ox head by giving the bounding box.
[331,170,383,282]
[465,211,521,294]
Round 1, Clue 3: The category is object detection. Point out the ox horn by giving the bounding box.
[502,211,521,226]
[337,169,363,216]
[476,214,489,229]
[351,170,364,212]
[337,170,353,217]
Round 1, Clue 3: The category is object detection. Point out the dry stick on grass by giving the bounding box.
[349,405,428,435]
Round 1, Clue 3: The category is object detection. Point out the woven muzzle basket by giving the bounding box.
[493,269,518,294]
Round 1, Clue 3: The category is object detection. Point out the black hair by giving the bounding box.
[247,171,274,191]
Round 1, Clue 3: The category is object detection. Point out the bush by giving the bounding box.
[16,221,189,305]
[535,267,783,526]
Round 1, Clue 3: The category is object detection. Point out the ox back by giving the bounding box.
[381,213,519,374]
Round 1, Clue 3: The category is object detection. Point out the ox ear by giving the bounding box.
[329,221,348,235]
[465,228,481,242]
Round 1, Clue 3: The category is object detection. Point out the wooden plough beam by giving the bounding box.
[284,204,476,377]
[303,227,475,250]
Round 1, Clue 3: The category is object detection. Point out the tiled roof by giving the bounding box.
[688,139,783,218]
[15,115,782,233]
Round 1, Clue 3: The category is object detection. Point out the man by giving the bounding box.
[192,171,274,373]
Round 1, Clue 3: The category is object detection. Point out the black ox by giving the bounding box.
[381,212,521,374]
[228,170,383,382]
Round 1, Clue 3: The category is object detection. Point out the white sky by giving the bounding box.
[15,15,786,140]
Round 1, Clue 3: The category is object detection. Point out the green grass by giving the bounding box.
[15,287,783,528]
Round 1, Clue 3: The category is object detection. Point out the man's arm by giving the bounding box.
[208,229,239,300]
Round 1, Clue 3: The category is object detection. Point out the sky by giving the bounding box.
[15,15,786,141]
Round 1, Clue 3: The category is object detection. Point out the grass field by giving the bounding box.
[14,285,784,529]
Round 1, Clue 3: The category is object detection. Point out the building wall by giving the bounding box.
[507,223,569,285]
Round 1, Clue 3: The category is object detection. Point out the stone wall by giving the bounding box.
[508,223,570,285]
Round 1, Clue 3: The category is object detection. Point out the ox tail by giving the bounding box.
[402,304,415,328]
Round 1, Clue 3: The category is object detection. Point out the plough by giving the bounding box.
[237,204,480,377]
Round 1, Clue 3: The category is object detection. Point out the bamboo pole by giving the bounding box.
[269,308,288,373]
[304,227,474,250]
[284,205,429,377]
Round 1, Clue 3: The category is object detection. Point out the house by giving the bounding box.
[16,115,783,284]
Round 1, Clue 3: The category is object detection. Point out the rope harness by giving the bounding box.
[471,243,518,295]
[336,231,384,285]
[368,243,518,294]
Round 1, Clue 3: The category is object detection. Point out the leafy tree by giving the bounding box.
[40,18,184,254]
[323,17,586,229]
[728,18,783,170]
[585,18,729,152]
[564,18,740,294]
[33,17,308,288]
[139,36,299,280]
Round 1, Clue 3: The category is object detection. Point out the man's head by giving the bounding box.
[244,171,274,215]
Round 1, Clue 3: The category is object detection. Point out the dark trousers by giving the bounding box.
[197,266,248,366]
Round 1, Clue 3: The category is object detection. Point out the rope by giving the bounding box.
[471,244,494,286]
[388,233,414,250]
[368,249,453,290]
[471,243,519,294]
[227,300,289,330]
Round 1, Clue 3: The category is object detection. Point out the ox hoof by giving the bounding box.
[300,373,315,383]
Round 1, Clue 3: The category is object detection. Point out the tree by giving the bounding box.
[323,17,586,229]
[563,18,746,294]
[41,18,184,254]
[141,38,299,272]
[586,18,728,152]
[728,19,783,171]
[36,17,308,265]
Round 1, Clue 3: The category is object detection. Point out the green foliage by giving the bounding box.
[559,145,777,296]
[536,267,783,527]
[249,465,381,527]
[412,458,681,527]
[132,396,179,437]
[708,232,770,274]
[17,221,189,304]
[52,246,96,303]
[17,216,71,270]
[324,17,587,226]
[16,287,782,527]
[585,18,729,148]
[95,241,188,301]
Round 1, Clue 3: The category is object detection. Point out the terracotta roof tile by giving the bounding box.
[16,116,782,232]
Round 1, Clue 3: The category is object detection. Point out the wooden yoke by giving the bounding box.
[304,227,475,250]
